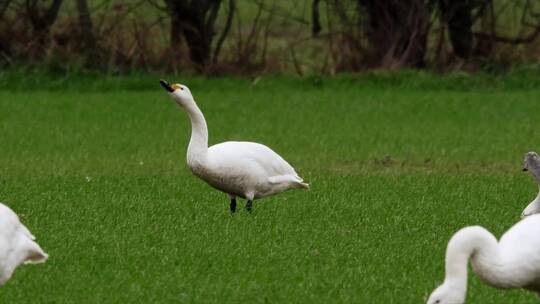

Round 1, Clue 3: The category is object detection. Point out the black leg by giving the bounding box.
[246,200,253,213]
[230,198,237,213]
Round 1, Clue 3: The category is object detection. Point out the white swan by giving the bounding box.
[0,202,48,285]
[522,151,540,217]
[427,214,540,304]
[159,80,309,212]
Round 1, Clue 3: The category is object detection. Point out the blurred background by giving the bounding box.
[0,0,539,75]
[1,2,540,303]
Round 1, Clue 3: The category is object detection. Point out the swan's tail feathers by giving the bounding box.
[297,182,310,190]
[23,241,48,265]
[293,175,309,190]
[268,175,310,190]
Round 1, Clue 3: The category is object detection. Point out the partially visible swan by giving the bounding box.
[522,151,540,217]
[0,202,47,285]
[159,80,309,213]
[427,214,540,304]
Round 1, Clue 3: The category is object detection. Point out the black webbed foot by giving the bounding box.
[230,198,237,213]
[246,200,253,213]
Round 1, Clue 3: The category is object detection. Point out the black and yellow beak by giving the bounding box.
[160,79,184,92]
[160,79,174,92]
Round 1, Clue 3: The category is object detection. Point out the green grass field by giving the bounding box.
[0,71,539,303]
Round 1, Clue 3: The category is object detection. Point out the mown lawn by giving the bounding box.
[0,73,538,303]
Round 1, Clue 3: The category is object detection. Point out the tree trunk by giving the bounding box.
[212,0,234,63]
[439,0,473,59]
[26,0,63,44]
[312,0,322,37]
[166,0,222,69]
[167,0,183,50]
[358,0,429,68]
[0,0,13,61]
[76,0,98,67]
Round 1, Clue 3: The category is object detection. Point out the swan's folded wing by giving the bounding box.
[268,175,309,189]
[208,141,298,177]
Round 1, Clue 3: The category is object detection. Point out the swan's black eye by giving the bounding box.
[180,87,184,90]
[435,300,440,304]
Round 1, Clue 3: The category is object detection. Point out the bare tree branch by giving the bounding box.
[312,0,322,36]
[213,0,235,63]
[473,26,540,44]
[145,0,167,11]
[251,0,308,24]
[45,0,63,26]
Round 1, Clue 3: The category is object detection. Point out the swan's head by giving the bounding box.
[523,151,540,172]
[426,282,465,304]
[159,79,194,107]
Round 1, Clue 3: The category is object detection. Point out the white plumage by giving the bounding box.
[0,202,47,285]
[427,214,540,304]
[522,151,540,217]
[160,80,308,212]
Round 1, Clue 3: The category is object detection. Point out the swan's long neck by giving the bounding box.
[530,166,540,184]
[182,98,208,165]
[522,184,540,216]
[443,226,500,294]
[522,168,540,216]
[531,167,540,202]
[533,185,540,205]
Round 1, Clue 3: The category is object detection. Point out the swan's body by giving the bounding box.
[0,203,48,285]
[160,80,308,212]
[196,141,307,199]
[522,152,540,217]
[427,214,540,304]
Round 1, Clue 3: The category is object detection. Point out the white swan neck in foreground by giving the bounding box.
[443,227,501,292]
[427,215,540,304]
[522,151,540,217]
